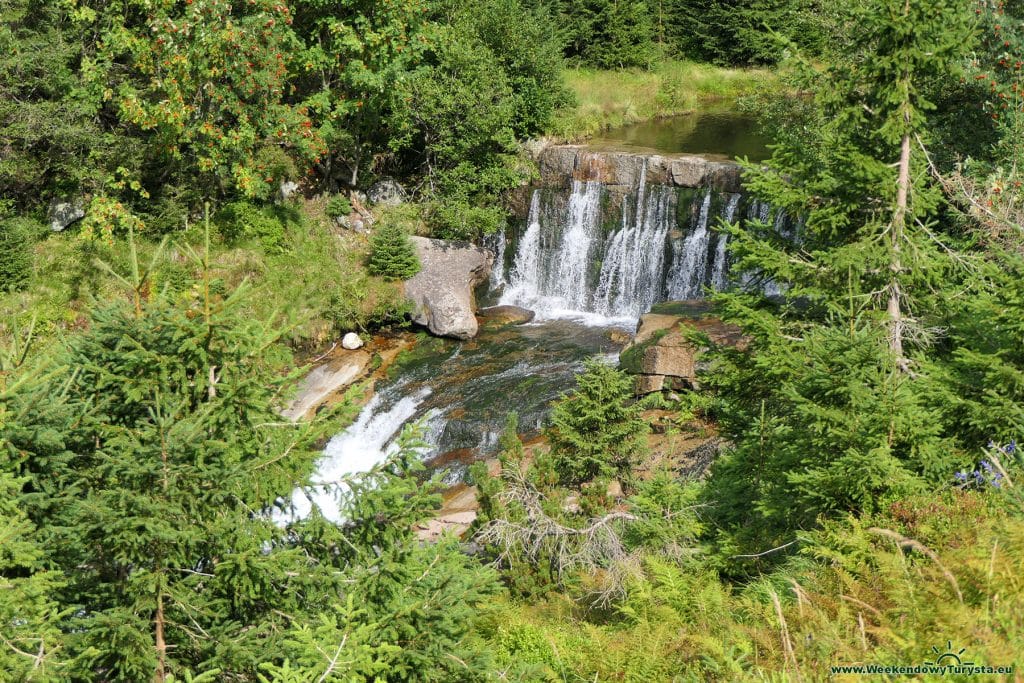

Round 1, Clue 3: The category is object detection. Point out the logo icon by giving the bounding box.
[924,641,975,667]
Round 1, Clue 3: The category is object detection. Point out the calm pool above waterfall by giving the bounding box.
[590,109,771,161]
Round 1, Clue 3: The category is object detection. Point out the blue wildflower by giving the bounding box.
[981,460,994,473]
[973,470,985,484]
[955,471,968,482]
[1006,440,1017,455]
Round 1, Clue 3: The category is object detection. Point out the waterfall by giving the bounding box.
[277,385,431,523]
[495,171,784,323]
[499,180,609,321]
[710,193,741,290]
[667,190,712,300]
[593,165,676,318]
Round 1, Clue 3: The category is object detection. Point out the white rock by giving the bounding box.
[341,332,364,350]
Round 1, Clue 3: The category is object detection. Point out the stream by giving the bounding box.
[285,109,774,524]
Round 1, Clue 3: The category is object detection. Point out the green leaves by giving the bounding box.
[546,359,649,487]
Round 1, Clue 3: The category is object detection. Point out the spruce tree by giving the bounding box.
[701,0,975,563]
[367,223,421,280]
[546,359,649,486]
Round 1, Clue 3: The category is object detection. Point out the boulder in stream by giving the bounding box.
[404,237,494,340]
[478,305,535,327]
[620,301,747,394]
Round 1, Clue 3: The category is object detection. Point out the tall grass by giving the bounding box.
[548,60,778,141]
[477,489,1024,681]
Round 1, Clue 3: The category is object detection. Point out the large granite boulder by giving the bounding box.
[620,301,747,393]
[404,237,494,340]
[48,198,85,232]
[368,179,406,206]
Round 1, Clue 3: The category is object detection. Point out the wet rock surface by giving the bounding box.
[478,305,535,327]
[536,145,744,196]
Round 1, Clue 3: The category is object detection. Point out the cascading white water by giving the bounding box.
[278,385,431,523]
[501,181,607,319]
[667,190,713,300]
[710,193,741,290]
[593,165,676,318]
[500,191,545,309]
[496,173,783,323]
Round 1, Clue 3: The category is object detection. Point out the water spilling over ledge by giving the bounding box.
[493,145,778,323]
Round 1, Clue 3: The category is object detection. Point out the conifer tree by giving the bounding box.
[546,359,649,486]
[702,0,975,563]
[367,223,421,280]
[0,336,67,681]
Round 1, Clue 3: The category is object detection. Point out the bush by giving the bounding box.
[215,201,289,253]
[367,223,421,280]
[325,194,352,220]
[0,216,38,292]
[546,359,649,486]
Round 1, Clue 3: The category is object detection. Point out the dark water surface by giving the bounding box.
[590,108,770,161]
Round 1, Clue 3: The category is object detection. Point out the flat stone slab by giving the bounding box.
[537,146,744,193]
[283,351,371,421]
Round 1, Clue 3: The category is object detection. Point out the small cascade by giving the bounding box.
[667,190,713,300]
[485,228,507,289]
[593,165,677,318]
[279,384,431,523]
[495,175,769,323]
[710,193,741,290]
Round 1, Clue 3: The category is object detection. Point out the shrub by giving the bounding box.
[546,359,649,486]
[0,216,37,292]
[367,223,420,280]
[325,194,352,220]
[215,201,289,253]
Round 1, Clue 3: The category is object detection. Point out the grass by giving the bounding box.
[476,487,1024,681]
[0,199,412,358]
[548,59,779,141]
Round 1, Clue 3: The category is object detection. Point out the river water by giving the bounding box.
[283,110,772,523]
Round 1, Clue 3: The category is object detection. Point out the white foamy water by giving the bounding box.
[498,174,750,326]
[277,386,431,524]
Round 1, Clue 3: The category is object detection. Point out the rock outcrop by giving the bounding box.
[404,237,494,340]
[620,301,747,394]
[368,179,406,206]
[48,198,85,232]
[537,146,744,194]
[282,351,372,421]
[478,305,535,327]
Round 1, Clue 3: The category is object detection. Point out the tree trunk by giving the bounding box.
[889,130,910,361]
[154,588,166,683]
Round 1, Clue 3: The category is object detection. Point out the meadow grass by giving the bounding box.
[549,59,779,141]
[476,488,1024,681]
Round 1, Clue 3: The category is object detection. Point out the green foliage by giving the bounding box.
[559,0,657,69]
[667,0,828,65]
[2,249,500,679]
[216,201,296,253]
[546,360,649,486]
[0,216,37,292]
[0,0,124,206]
[478,483,1024,681]
[324,194,352,220]
[700,0,976,565]
[367,223,421,281]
